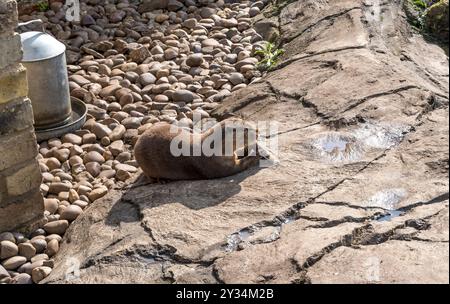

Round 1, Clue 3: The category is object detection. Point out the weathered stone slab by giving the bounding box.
[43,0,449,284]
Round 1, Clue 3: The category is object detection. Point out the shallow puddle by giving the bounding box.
[225,229,253,252]
[310,132,365,163]
[365,188,407,222]
[353,122,408,149]
[322,137,349,153]
[364,188,407,210]
[376,210,404,222]
[308,121,408,164]
[225,213,298,252]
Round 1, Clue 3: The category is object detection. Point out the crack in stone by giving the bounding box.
[406,237,449,243]
[397,192,449,213]
[81,237,217,275]
[297,207,448,277]
[298,226,403,272]
[246,99,278,118]
[297,215,329,222]
[314,200,388,211]
[339,85,422,114]
[399,52,450,95]
[271,45,367,72]
[305,214,382,229]
[220,149,396,251]
[219,112,435,254]
[80,234,132,270]
[265,79,329,119]
[211,265,226,284]
[212,91,274,120]
[312,152,388,201]
[265,80,283,104]
[266,121,321,139]
[275,2,284,47]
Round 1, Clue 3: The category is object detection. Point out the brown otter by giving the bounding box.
[134,118,262,180]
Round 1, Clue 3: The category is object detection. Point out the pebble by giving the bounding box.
[60,205,83,221]
[45,235,62,243]
[229,72,245,85]
[0,241,18,259]
[155,13,169,23]
[45,239,60,257]
[164,48,178,60]
[53,148,70,162]
[12,233,25,244]
[0,265,10,279]
[68,189,80,203]
[88,186,108,201]
[48,182,71,194]
[11,273,33,284]
[0,232,15,243]
[43,259,55,268]
[83,151,105,164]
[30,229,45,238]
[18,243,36,261]
[183,18,197,29]
[31,254,49,263]
[109,140,124,156]
[173,89,194,103]
[62,133,82,145]
[73,200,89,209]
[115,163,138,173]
[116,169,132,181]
[44,198,59,214]
[30,239,47,254]
[202,38,220,47]
[2,256,27,270]
[82,133,97,144]
[85,162,101,177]
[92,123,112,139]
[116,152,132,163]
[139,73,156,86]
[32,266,52,283]
[186,53,204,67]
[43,220,69,235]
[19,260,38,274]
[81,14,96,26]
[46,157,61,170]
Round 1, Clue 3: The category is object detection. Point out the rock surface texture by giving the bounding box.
[41,0,449,284]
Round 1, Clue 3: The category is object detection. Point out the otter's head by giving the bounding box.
[221,118,259,158]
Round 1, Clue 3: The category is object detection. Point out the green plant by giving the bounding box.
[36,1,50,12]
[255,42,285,71]
[407,0,429,29]
[412,0,428,9]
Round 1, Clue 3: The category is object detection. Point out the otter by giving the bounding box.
[134,118,262,180]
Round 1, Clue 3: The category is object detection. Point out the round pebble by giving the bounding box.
[60,205,83,221]
[43,220,69,235]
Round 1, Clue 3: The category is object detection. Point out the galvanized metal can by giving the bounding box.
[19,20,72,129]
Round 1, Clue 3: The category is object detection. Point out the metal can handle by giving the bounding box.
[17,19,45,32]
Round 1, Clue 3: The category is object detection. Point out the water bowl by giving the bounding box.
[35,97,87,142]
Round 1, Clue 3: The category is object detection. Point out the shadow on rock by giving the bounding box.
[104,165,264,227]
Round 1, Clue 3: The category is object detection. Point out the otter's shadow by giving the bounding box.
[105,166,263,227]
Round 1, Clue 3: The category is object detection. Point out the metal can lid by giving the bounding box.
[20,31,66,62]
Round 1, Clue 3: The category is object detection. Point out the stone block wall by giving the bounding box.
[0,0,44,233]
